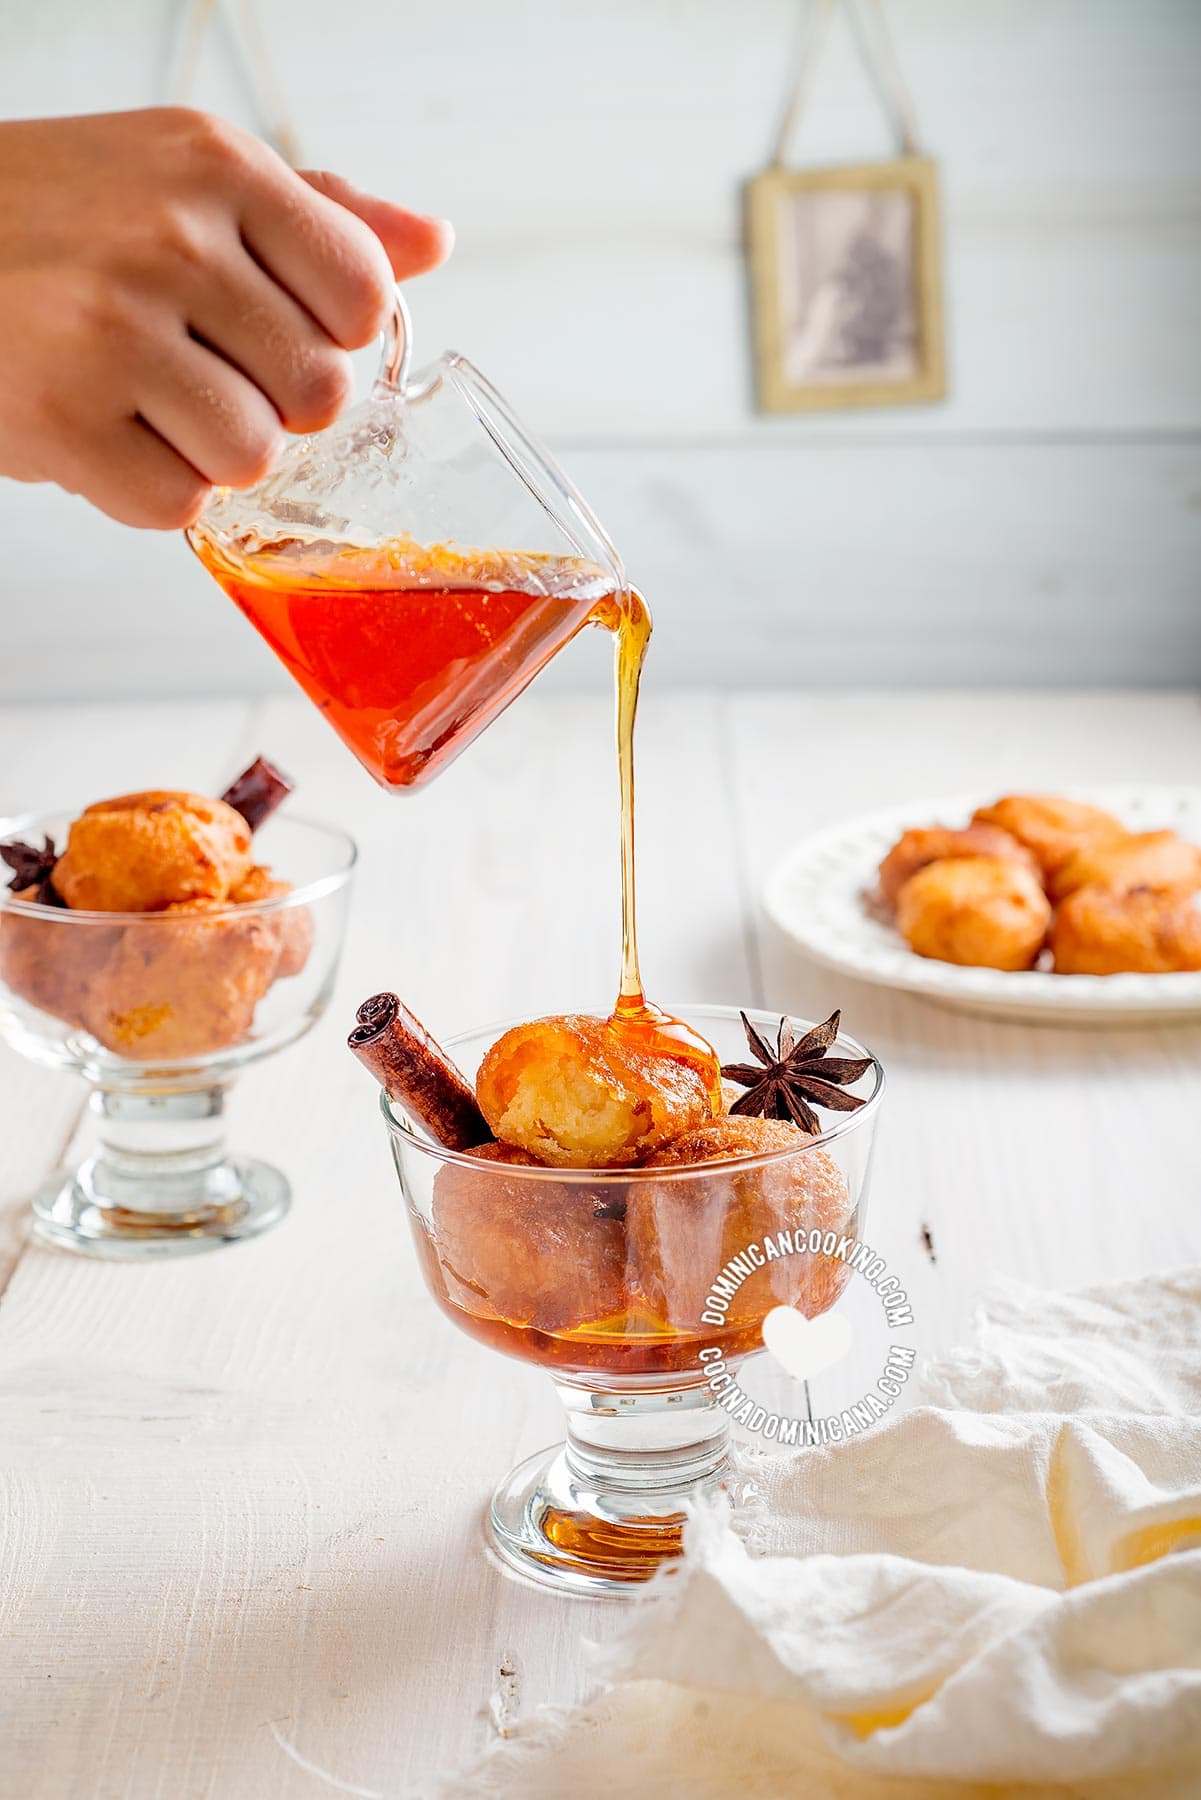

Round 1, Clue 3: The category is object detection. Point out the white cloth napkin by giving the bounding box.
[446,1268,1201,1798]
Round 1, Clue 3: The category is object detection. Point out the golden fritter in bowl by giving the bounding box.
[53,791,253,913]
[1049,831,1201,903]
[969,794,1124,880]
[476,1014,712,1168]
[896,855,1051,970]
[632,1115,853,1330]
[80,900,281,1059]
[0,888,120,1026]
[430,1141,627,1332]
[229,864,314,979]
[878,823,1036,907]
[1050,886,1201,975]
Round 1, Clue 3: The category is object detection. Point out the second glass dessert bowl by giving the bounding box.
[0,809,355,1257]
[382,1004,884,1597]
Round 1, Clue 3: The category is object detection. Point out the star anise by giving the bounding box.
[0,836,65,907]
[721,1010,872,1135]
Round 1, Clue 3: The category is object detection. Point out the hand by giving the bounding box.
[0,109,453,528]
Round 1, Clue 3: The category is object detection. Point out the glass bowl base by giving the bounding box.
[31,1156,290,1259]
[488,1437,730,1599]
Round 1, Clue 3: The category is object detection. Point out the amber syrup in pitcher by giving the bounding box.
[192,534,609,790]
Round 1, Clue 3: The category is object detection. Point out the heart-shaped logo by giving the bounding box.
[762,1306,854,1382]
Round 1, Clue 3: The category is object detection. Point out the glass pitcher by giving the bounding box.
[187,295,629,790]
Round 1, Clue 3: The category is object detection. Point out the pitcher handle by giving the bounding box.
[375,288,414,396]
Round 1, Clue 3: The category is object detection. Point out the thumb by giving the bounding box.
[298,170,454,277]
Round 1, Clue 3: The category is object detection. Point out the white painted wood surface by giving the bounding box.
[7,440,1201,699]
[2,0,1200,693]
[0,686,1198,1797]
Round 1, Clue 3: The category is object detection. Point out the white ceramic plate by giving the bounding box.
[763,787,1201,1025]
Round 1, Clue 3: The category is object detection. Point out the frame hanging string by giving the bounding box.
[170,0,303,166]
[855,0,921,155]
[771,0,922,169]
[770,0,838,169]
[171,0,218,115]
[228,0,303,167]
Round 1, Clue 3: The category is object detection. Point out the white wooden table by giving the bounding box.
[2,687,1199,1798]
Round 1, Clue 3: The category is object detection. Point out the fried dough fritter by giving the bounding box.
[1049,831,1201,903]
[476,1014,711,1168]
[633,1115,854,1330]
[1050,885,1201,975]
[0,887,120,1026]
[53,790,253,913]
[878,824,1037,907]
[896,855,1051,970]
[1,781,315,1058]
[430,1142,628,1332]
[80,899,280,1059]
[229,863,314,979]
[969,794,1124,879]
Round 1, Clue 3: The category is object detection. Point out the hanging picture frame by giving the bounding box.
[747,0,946,413]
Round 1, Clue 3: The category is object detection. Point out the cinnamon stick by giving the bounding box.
[348,992,493,1151]
[221,756,294,833]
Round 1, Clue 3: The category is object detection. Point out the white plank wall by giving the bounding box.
[2,0,1200,694]
[0,687,1199,1797]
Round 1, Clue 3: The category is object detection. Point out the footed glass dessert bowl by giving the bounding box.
[0,807,354,1257]
[380,1004,884,1597]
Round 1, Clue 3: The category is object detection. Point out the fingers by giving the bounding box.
[135,333,284,489]
[186,252,354,434]
[237,141,453,351]
[0,107,453,530]
[189,181,448,433]
[53,416,211,531]
[238,161,402,350]
[297,171,454,278]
